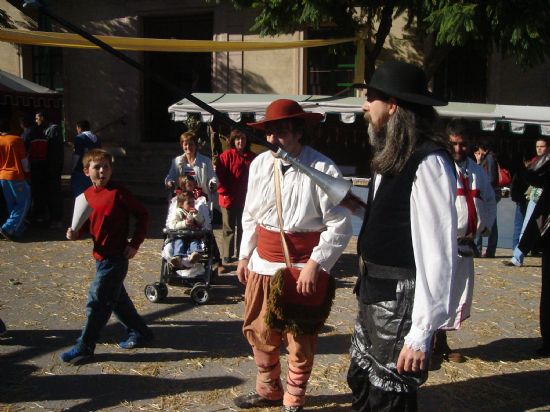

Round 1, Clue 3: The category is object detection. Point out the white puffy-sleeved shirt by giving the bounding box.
[239,146,353,275]
[372,153,458,352]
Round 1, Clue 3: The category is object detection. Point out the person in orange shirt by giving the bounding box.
[0,119,31,240]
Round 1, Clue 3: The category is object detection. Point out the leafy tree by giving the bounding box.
[217,0,550,80]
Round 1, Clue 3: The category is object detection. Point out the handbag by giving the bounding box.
[264,158,336,336]
[498,165,512,187]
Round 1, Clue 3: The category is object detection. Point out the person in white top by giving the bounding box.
[233,99,352,412]
[164,131,217,200]
[432,119,496,364]
[349,60,457,411]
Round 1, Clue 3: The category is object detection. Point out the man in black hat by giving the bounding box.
[348,60,458,411]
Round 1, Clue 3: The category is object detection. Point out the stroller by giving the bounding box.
[144,195,218,305]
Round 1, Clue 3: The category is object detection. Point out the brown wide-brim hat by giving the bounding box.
[354,60,448,107]
[247,99,324,130]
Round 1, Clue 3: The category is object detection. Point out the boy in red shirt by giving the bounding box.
[60,149,153,364]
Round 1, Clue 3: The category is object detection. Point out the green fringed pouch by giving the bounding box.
[264,158,336,336]
[265,267,336,336]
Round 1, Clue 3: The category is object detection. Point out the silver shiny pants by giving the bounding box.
[349,278,427,394]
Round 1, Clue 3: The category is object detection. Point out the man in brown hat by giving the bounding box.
[348,60,458,411]
[234,99,352,412]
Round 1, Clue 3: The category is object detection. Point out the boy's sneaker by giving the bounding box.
[189,252,201,264]
[60,345,93,364]
[118,331,154,349]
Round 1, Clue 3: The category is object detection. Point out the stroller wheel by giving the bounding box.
[190,283,210,304]
[144,283,167,303]
[160,259,171,283]
[156,282,168,300]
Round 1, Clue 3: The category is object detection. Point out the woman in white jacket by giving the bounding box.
[164,131,217,199]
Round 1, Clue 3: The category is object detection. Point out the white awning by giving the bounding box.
[169,93,550,136]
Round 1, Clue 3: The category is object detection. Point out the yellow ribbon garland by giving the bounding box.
[0,28,356,52]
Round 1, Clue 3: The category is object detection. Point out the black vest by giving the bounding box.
[358,141,449,280]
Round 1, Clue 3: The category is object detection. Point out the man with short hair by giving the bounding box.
[475,142,500,257]
[348,60,457,411]
[504,137,549,267]
[70,119,101,197]
[432,118,496,363]
[35,111,64,228]
[515,151,550,356]
[21,115,48,222]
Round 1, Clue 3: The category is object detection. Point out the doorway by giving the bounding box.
[143,14,213,142]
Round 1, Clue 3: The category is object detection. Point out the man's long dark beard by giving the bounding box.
[368,123,387,154]
[369,107,416,176]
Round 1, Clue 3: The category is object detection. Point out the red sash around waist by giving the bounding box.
[256,225,320,264]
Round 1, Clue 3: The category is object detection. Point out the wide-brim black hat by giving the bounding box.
[354,60,448,107]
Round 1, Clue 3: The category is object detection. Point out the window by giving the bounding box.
[32,13,63,92]
[142,14,213,142]
[306,27,356,96]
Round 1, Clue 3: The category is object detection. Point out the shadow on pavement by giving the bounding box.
[317,333,352,356]
[307,393,352,410]
[458,337,545,362]
[1,371,242,411]
[420,370,550,411]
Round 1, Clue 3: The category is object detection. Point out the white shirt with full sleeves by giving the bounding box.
[372,153,458,352]
[239,146,353,275]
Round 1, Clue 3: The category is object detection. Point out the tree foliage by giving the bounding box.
[421,0,550,67]
[219,0,550,79]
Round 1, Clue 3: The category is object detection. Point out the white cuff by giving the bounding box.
[404,324,434,353]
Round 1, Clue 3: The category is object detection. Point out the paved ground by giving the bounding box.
[1,201,549,411]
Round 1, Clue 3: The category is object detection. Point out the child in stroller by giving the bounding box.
[144,178,216,304]
[166,191,204,269]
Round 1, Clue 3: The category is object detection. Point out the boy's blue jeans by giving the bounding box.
[0,179,31,237]
[77,256,150,351]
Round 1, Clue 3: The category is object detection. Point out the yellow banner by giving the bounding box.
[0,28,356,52]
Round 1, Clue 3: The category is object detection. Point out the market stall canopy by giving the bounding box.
[0,69,62,107]
[169,93,550,136]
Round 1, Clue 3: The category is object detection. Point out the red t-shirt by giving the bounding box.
[82,181,148,260]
